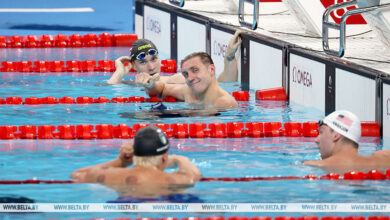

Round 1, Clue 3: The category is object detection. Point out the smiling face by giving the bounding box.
[316,124,335,159]
[181,56,215,95]
[133,54,160,76]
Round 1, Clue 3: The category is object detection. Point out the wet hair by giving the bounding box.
[182,52,214,66]
[329,128,359,149]
[340,136,359,148]
[133,155,163,167]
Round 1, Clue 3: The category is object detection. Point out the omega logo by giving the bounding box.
[213,40,227,57]
[146,17,161,34]
[292,66,313,88]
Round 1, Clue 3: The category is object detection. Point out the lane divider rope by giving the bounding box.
[0,96,181,104]
[0,33,137,48]
[0,121,379,140]
[0,59,178,73]
[1,170,389,184]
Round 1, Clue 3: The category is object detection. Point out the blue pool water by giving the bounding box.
[0,47,388,220]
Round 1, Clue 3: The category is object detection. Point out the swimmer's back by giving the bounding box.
[84,166,191,186]
[83,166,191,197]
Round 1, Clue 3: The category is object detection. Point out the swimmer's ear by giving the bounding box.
[332,132,342,142]
[161,153,168,164]
[209,64,216,76]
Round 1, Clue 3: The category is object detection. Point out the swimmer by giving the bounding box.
[135,52,238,108]
[303,110,390,174]
[107,39,184,85]
[71,126,202,198]
[106,30,244,85]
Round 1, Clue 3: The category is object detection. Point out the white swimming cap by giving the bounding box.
[323,110,361,144]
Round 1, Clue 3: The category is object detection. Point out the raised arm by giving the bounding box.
[217,30,245,82]
[168,155,202,185]
[70,142,134,181]
[107,56,133,84]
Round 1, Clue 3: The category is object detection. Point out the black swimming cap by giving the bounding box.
[129,39,158,62]
[133,126,169,156]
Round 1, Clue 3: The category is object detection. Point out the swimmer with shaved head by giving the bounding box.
[71,126,201,198]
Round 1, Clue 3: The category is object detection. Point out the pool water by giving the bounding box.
[0,47,388,220]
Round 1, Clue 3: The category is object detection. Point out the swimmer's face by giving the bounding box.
[133,54,160,76]
[316,124,334,159]
[181,56,214,94]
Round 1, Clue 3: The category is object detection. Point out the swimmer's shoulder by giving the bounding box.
[214,95,238,108]
[372,149,390,162]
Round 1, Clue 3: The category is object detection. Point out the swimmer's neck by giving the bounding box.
[133,164,165,171]
[331,143,358,157]
[194,79,221,105]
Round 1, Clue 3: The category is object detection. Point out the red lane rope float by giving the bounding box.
[0,33,137,48]
[1,170,390,184]
[0,96,181,105]
[0,121,379,140]
[0,59,178,73]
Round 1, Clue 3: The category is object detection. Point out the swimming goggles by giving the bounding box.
[135,49,158,60]
[318,120,327,127]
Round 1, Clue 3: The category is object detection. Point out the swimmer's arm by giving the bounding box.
[71,142,134,180]
[147,81,186,101]
[107,56,133,85]
[160,73,186,84]
[217,30,244,82]
[302,160,322,167]
[217,57,238,82]
[70,157,130,180]
[70,158,123,181]
[170,155,202,184]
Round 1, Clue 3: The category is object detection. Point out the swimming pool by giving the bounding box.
[0,47,388,220]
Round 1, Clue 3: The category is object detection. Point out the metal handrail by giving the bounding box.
[169,0,185,7]
[323,0,390,57]
[238,0,259,30]
[322,0,357,57]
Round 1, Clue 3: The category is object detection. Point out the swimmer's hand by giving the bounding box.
[107,56,133,84]
[135,72,160,89]
[115,56,133,75]
[119,142,134,167]
[225,30,245,61]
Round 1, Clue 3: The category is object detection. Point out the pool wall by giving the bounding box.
[134,0,390,140]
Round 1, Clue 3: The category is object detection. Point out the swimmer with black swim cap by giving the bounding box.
[106,39,185,85]
[133,126,169,156]
[71,126,201,198]
[106,30,244,85]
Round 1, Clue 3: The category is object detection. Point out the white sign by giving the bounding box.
[135,14,143,38]
[177,17,206,68]
[210,28,234,79]
[335,68,376,121]
[249,41,282,90]
[289,54,326,112]
[144,6,171,59]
